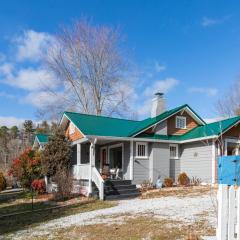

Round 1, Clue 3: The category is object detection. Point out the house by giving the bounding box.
[33,133,49,150]
[36,93,240,200]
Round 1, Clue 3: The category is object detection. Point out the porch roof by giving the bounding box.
[63,104,201,138]
[137,115,240,141]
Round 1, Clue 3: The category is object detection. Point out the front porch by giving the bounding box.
[71,139,137,200]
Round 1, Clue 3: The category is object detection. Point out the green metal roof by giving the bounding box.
[64,112,140,137]
[36,134,49,143]
[63,105,240,142]
[137,116,240,141]
[63,104,205,138]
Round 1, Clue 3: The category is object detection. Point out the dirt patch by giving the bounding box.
[43,216,215,240]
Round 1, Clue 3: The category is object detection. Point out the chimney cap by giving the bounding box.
[154,92,164,97]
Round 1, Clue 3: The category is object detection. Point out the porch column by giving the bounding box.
[130,141,134,180]
[77,143,81,165]
[88,141,96,195]
[211,140,216,184]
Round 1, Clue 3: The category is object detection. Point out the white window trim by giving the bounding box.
[136,142,148,159]
[176,116,187,129]
[169,144,179,159]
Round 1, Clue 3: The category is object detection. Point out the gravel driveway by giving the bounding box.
[4,192,217,240]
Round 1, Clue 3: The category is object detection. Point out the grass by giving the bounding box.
[140,185,216,199]
[0,191,115,235]
[32,215,215,240]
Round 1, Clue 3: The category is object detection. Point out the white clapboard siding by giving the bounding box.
[217,184,240,240]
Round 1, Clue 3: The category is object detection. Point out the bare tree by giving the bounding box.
[41,19,132,119]
[216,80,240,117]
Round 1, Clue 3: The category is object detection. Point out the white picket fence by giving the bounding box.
[217,184,240,240]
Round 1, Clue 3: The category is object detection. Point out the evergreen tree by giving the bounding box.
[41,127,72,176]
[23,120,34,145]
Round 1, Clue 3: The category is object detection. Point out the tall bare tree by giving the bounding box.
[216,80,240,117]
[41,19,131,119]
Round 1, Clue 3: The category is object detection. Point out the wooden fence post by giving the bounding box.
[217,184,228,240]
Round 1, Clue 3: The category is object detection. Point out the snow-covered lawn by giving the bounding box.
[3,186,217,240]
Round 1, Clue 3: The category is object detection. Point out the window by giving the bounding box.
[170,144,179,159]
[69,122,75,135]
[136,142,148,158]
[176,116,186,129]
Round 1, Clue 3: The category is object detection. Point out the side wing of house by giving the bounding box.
[133,106,205,184]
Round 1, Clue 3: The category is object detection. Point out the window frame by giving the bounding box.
[169,144,179,159]
[175,116,187,129]
[136,142,148,159]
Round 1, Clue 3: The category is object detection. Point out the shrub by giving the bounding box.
[0,172,7,191]
[177,172,190,186]
[140,180,154,192]
[53,167,73,200]
[190,177,201,186]
[8,148,42,189]
[31,179,46,194]
[164,177,174,187]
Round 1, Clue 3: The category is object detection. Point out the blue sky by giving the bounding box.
[0,0,240,126]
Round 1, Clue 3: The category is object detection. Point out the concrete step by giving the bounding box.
[105,192,140,200]
[104,188,140,196]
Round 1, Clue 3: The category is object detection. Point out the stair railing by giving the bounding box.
[92,167,104,200]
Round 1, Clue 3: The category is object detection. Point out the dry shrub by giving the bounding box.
[140,180,154,192]
[164,177,174,187]
[178,172,190,186]
[53,168,73,200]
[190,177,201,186]
[186,232,201,240]
[0,172,7,191]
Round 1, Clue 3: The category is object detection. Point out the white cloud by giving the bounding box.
[23,91,61,108]
[0,116,25,127]
[154,62,166,72]
[15,30,55,62]
[144,78,179,97]
[0,65,58,91]
[0,63,14,75]
[201,16,230,27]
[188,87,218,96]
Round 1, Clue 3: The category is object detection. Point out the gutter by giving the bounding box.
[85,134,218,144]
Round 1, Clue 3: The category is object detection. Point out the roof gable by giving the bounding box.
[138,116,240,142]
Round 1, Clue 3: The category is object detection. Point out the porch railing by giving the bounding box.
[72,164,90,180]
[72,164,104,200]
[92,167,104,200]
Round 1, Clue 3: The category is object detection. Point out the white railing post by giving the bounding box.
[88,143,93,195]
[237,187,240,240]
[217,184,228,240]
[228,186,235,240]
